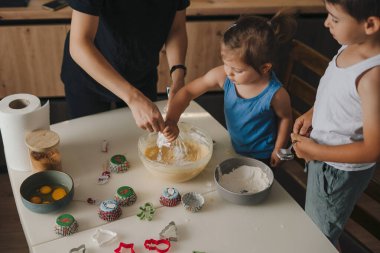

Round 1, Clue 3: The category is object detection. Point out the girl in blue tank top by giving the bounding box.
[164,11,297,167]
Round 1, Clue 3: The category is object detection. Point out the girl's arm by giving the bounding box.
[163,66,226,141]
[165,9,188,100]
[270,87,293,167]
[292,67,380,163]
[69,10,164,132]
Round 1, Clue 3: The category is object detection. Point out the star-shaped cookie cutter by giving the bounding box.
[114,242,135,253]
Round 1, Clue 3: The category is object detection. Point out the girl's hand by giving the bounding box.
[291,133,317,161]
[162,121,179,142]
[293,109,313,137]
[270,150,282,168]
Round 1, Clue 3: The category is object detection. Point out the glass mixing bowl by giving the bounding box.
[138,122,213,182]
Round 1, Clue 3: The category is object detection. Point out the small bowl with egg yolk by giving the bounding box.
[20,170,74,213]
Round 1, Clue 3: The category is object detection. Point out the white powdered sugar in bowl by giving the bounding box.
[219,165,270,194]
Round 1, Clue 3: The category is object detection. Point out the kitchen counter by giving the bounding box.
[0,0,325,21]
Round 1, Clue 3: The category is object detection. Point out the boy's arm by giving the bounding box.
[270,88,293,166]
[292,67,380,163]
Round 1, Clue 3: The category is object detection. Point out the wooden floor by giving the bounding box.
[0,173,29,253]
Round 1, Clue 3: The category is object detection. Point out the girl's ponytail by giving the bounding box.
[270,9,298,44]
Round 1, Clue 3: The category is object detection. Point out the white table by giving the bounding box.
[7,101,338,253]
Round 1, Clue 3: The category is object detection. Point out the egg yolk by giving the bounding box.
[30,196,42,204]
[40,185,52,194]
[52,187,67,200]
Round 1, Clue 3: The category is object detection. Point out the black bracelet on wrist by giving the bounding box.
[170,64,187,77]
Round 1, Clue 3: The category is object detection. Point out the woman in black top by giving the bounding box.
[61,0,189,132]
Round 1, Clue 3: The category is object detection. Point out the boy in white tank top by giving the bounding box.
[291,0,379,249]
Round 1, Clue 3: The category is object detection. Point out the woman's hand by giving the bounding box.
[128,91,164,132]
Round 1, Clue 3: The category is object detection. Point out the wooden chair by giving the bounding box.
[282,39,329,119]
[278,40,380,253]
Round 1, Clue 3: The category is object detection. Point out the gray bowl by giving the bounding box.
[20,170,74,213]
[214,157,274,205]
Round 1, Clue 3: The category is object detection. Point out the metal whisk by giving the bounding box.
[158,86,189,160]
[170,132,188,160]
[156,86,189,160]
[157,131,188,160]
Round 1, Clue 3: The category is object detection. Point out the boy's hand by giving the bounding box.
[293,110,313,137]
[162,121,180,143]
[291,133,317,161]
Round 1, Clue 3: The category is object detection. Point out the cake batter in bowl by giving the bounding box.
[138,122,213,182]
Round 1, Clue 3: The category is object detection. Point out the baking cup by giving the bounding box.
[54,213,78,236]
[114,186,137,207]
[108,154,129,173]
[159,187,181,207]
[98,199,122,222]
[182,192,205,212]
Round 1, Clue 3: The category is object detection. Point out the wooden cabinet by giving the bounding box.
[0,0,326,98]
[0,21,229,97]
[0,24,69,97]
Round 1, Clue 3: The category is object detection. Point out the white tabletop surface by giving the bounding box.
[7,101,338,253]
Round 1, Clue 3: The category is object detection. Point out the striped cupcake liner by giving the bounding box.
[114,192,137,207]
[54,220,78,236]
[159,195,181,207]
[98,208,122,222]
[108,154,129,173]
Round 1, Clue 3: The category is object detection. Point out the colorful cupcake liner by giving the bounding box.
[98,200,122,221]
[159,187,181,207]
[109,154,129,173]
[55,213,78,236]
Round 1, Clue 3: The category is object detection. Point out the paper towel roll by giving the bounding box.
[0,94,50,171]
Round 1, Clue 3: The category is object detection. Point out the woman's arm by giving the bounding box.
[69,10,164,132]
[165,9,188,99]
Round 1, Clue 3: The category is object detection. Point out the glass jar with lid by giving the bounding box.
[25,129,62,172]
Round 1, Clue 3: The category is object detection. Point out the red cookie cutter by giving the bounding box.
[114,242,135,253]
[144,239,171,253]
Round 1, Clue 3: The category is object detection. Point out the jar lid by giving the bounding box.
[25,129,60,152]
